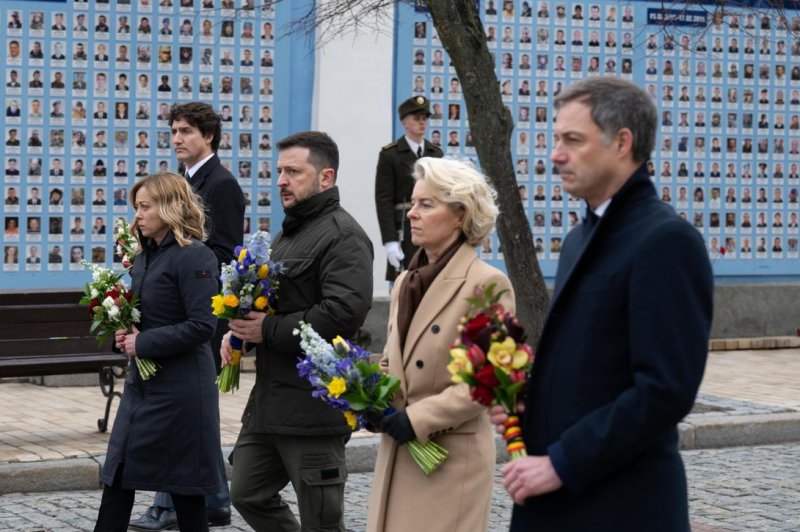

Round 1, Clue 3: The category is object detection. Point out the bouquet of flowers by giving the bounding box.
[447,284,534,460]
[212,231,281,393]
[113,218,138,270]
[295,321,449,476]
[79,262,158,380]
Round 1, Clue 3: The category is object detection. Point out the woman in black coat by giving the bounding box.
[95,172,221,532]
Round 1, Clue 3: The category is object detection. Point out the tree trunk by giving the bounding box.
[426,0,548,343]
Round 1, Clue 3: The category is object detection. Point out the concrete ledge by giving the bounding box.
[0,458,100,495]
[685,413,800,449]
[709,336,800,352]
[5,415,800,494]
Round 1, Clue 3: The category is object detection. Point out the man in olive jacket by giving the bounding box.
[375,95,443,281]
[224,131,373,531]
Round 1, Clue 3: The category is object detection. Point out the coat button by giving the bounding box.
[416,360,424,369]
[431,324,440,334]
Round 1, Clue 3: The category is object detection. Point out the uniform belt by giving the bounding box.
[394,202,412,210]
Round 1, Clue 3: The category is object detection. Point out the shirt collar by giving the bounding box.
[185,152,215,178]
[593,198,612,218]
[404,136,423,155]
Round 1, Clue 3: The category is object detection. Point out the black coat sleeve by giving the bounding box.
[205,176,245,266]
[375,150,399,244]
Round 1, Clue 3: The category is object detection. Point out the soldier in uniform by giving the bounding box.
[375,95,443,281]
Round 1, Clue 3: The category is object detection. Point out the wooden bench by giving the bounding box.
[0,290,128,432]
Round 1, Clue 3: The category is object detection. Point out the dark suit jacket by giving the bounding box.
[189,154,245,371]
[374,136,442,280]
[189,153,245,269]
[513,165,713,531]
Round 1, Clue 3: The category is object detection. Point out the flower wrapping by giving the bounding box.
[212,231,282,393]
[294,321,449,476]
[447,283,534,460]
[79,261,158,380]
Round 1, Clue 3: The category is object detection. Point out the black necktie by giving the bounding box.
[416,146,422,158]
[184,170,190,179]
[583,207,599,232]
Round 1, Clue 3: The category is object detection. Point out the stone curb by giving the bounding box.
[4,412,800,495]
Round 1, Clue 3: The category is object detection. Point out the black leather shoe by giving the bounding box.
[208,506,232,527]
[128,505,178,531]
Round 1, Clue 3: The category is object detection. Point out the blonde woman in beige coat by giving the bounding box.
[367,158,514,532]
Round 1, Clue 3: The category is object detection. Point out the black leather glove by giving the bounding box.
[381,411,416,445]
[363,410,386,433]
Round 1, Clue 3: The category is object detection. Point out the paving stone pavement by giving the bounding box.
[0,443,797,531]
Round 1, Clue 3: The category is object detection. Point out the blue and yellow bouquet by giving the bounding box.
[295,321,449,476]
[212,231,281,393]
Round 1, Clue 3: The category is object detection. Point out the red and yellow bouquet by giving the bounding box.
[447,284,534,460]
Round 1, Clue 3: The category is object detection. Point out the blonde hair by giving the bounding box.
[413,157,499,246]
[130,172,206,249]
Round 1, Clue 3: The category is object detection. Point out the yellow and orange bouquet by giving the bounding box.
[212,231,281,392]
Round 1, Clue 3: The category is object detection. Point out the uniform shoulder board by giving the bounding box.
[382,141,397,151]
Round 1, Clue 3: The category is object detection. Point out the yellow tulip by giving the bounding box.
[327,377,347,398]
[223,294,239,308]
[253,296,268,310]
[257,264,270,279]
[332,336,348,349]
[343,410,358,430]
[211,295,226,316]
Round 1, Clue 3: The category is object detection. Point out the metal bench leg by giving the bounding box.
[97,366,123,432]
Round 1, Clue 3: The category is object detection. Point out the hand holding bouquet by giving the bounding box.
[295,321,449,476]
[212,231,281,393]
[448,283,534,460]
[79,262,158,380]
[113,218,138,270]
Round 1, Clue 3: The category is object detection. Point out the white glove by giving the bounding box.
[384,241,404,269]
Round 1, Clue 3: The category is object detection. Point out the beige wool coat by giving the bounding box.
[367,243,515,532]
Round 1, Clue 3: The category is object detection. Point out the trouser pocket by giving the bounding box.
[298,456,347,529]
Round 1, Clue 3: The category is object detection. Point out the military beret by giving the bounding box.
[398,96,431,119]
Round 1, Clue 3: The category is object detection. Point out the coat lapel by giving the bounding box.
[189,154,219,193]
[549,215,600,308]
[400,244,475,369]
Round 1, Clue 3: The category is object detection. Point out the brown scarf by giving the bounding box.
[396,236,465,351]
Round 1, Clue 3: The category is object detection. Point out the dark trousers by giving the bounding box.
[95,464,209,531]
[154,448,230,510]
[153,319,231,511]
[230,430,349,532]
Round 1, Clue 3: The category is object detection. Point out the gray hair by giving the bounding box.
[553,77,657,162]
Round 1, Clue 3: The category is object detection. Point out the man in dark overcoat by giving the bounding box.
[494,77,713,531]
[129,102,243,530]
[374,95,442,281]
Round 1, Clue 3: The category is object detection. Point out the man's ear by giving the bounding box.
[616,128,634,158]
[320,168,335,188]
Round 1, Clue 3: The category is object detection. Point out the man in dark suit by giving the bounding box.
[130,102,244,531]
[493,77,713,531]
[374,95,443,281]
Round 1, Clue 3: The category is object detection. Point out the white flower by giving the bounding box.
[131,308,141,322]
[102,296,116,309]
[107,306,120,319]
[91,288,99,298]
